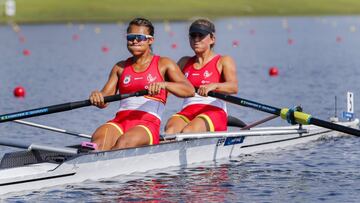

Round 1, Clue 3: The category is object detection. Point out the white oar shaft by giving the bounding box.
[0,138,78,154]
[167,128,308,141]
[13,120,91,139]
[241,115,278,130]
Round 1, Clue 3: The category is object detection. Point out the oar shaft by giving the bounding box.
[208,91,360,137]
[208,92,281,115]
[0,138,78,154]
[13,120,92,139]
[0,90,147,123]
[310,117,360,136]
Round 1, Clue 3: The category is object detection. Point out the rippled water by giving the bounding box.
[1,16,360,201]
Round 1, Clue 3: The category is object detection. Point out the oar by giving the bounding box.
[0,138,78,154]
[207,91,360,136]
[0,90,148,123]
[12,120,92,139]
[241,115,278,130]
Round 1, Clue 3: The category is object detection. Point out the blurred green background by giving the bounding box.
[1,0,360,24]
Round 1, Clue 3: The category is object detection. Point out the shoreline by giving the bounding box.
[1,0,360,24]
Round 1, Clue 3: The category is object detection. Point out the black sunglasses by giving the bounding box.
[126,34,153,42]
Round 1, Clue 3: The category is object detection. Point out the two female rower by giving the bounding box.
[165,19,238,134]
[89,18,194,151]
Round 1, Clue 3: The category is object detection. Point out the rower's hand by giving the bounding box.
[197,84,218,96]
[89,90,108,109]
[148,82,166,96]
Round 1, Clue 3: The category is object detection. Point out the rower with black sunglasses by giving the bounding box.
[165,19,238,134]
[89,18,194,151]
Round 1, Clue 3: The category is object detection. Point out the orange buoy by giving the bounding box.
[13,86,26,97]
[22,49,31,56]
[269,67,279,76]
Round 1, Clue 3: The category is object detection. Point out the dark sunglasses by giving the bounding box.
[126,34,153,42]
[189,32,209,39]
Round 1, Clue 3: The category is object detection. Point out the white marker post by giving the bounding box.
[343,92,354,121]
[5,0,15,17]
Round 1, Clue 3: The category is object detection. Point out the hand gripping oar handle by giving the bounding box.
[0,90,148,123]
[208,91,360,137]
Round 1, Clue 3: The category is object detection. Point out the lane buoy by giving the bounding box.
[101,45,109,53]
[269,67,279,76]
[22,49,31,56]
[336,36,342,43]
[288,38,294,45]
[19,35,26,43]
[232,40,239,47]
[13,86,26,97]
[72,34,80,41]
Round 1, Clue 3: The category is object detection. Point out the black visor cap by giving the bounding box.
[189,24,214,35]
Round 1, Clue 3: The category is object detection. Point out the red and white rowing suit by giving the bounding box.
[174,55,227,131]
[108,55,166,145]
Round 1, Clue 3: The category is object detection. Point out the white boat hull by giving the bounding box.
[0,119,358,196]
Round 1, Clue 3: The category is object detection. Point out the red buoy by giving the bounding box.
[19,35,26,43]
[269,67,279,76]
[250,29,256,35]
[232,40,240,47]
[13,86,26,97]
[288,38,294,45]
[336,36,342,43]
[23,49,31,56]
[101,46,109,53]
[72,34,80,41]
[171,43,177,49]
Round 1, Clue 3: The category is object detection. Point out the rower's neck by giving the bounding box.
[132,53,154,71]
[195,50,216,66]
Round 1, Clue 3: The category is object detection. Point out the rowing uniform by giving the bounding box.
[174,55,227,131]
[107,55,166,145]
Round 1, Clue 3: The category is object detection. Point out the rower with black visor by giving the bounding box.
[165,18,239,135]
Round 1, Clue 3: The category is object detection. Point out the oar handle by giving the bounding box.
[0,90,148,123]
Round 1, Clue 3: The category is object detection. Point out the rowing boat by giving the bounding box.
[0,118,358,195]
[1,90,359,196]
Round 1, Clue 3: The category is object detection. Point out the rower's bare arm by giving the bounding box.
[161,57,195,97]
[177,56,191,70]
[89,64,122,108]
[215,55,238,94]
[197,55,238,96]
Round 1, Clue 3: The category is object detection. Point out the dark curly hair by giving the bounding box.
[127,17,154,36]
